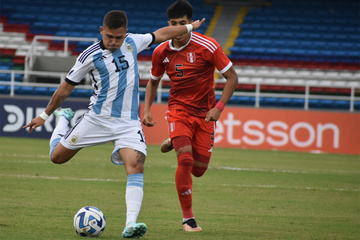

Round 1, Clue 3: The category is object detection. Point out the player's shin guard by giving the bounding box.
[125,173,144,225]
[176,152,194,219]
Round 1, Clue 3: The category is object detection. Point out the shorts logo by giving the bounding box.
[170,122,175,132]
[187,52,196,63]
[70,134,79,145]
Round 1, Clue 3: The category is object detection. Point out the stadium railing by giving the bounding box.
[1,68,359,112]
[1,35,359,112]
[24,35,98,81]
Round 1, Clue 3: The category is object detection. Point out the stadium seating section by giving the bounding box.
[0,0,359,110]
[229,0,359,65]
[0,0,212,55]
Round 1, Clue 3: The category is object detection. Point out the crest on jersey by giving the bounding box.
[125,43,133,52]
[187,52,196,63]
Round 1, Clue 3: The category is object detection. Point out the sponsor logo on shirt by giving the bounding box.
[163,57,169,63]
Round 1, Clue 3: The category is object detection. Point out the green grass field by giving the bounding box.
[0,136,359,240]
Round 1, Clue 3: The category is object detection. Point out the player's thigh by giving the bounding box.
[166,109,194,140]
[61,112,112,149]
[51,142,80,163]
[111,119,147,167]
[192,120,215,161]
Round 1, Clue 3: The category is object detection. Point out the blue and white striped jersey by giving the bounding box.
[65,33,154,120]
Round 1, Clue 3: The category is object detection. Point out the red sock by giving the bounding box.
[175,152,194,219]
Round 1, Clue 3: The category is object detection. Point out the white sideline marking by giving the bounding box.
[0,174,123,182]
[172,165,359,175]
[0,174,358,192]
[212,166,311,174]
[1,156,358,174]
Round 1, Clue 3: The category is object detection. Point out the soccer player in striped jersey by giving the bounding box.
[142,0,238,232]
[23,10,204,238]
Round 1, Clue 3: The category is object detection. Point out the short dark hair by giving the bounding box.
[103,10,127,29]
[166,0,193,20]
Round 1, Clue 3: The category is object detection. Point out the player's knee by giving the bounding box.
[173,136,192,155]
[177,152,193,166]
[50,154,65,164]
[50,151,69,164]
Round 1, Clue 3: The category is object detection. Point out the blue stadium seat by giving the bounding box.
[34,87,49,95]
[0,85,10,94]
[261,97,278,106]
[277,98,292,107]
[292,98,305,107]
[70,89,93,98]
[16,86,34,95]
[354,101,360,110]
[231,0,360,63]
[333,100,350,109]
[0,73,11,81]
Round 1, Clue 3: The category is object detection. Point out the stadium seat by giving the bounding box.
[231,0,360,65]
[0,85,10,93]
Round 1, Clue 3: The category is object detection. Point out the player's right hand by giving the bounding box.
[23,117,45,134]
[142,111,157,127]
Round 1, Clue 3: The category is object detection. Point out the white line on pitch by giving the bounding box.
[0,174,358,192]
[171,165,359,174]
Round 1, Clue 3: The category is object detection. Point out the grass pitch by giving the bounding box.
[0,137,359,239]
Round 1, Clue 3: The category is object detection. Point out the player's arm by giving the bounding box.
[142,79,160,127]
[205,66,238,122]
[23,81,75,133]
[152,18,205,44]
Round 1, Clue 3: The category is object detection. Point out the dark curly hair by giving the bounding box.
[166,0,193,20]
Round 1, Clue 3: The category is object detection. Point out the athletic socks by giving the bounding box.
[125,173,144,226]
[49,116,69,156]
[175,152,194,219]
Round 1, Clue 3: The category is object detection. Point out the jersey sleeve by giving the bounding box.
[128,33,155,53]
[65,54,94,85]
[208,40,233,74]
[150,45,166,81]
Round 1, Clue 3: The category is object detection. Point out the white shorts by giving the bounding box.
[60,110,147,165]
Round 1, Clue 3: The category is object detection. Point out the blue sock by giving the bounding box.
[49,116,69,157]
[49,138,61,157]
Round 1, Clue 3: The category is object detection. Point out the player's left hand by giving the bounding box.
[192,18,206,30]
[205,108,221,122]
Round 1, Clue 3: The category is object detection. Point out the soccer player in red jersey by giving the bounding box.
[142,0,238,232]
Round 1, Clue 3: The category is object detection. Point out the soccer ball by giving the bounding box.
[73,206,106,237]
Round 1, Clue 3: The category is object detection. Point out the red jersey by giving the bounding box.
[150,32,232,117]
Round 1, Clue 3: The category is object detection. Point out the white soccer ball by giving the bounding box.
[73,206,106,237]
